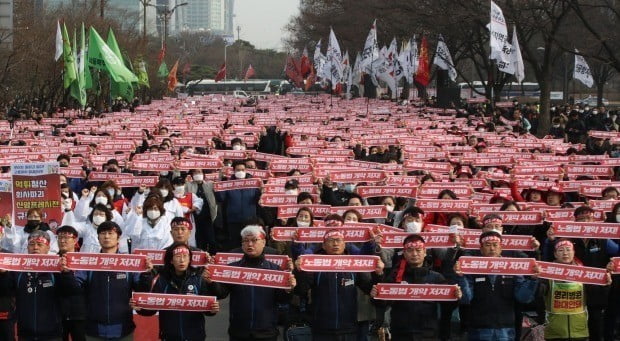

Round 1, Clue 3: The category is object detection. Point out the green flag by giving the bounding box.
[62,23,77,89]
[82,24,93,90]
[70,25,87,107]
[106,29,134,102]
[87,27,138,84]
[157,62,169,78]
[136,57,150,88]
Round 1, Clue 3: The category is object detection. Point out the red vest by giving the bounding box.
[176,193,193,220]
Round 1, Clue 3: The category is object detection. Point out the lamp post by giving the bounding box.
[154,2,188,50]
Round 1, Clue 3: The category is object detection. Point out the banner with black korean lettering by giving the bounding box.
[207,264,291,289]
[374,284,459,301]
[0,253,60,272]
[11,162,62,228]
[65,253,148,272]
[298,255,380,272]
[213,253,290,271]
[537,261,609,285]
[458,256,536,275]
[132,293,217,311]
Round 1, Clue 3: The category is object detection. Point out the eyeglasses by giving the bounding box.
[242,238,264,245]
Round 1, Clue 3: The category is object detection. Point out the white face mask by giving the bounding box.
[285,189,298,195]
[553,124,560,128]
[343,184,356,193]
[234,171,246,179]
[296,220,310,227]
[174,186,185,196]
[92,215,106,226]
[385,204,395,213]
[94,196,108,205]
[193,174,204,182]
[107,189,115,197]
[404,221,422,233]
[592,110,599,115]
[616,214,620,222]
[159,189,169,197]
[160,171,169,176]
[147,210,161,220]
[477,128,485,132]
[232,144,244,150]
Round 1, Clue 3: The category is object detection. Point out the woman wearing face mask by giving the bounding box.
[273,207,315,257]
[399,207,425,233]
[0,208,59,254]
[170,177,203,247]
[61,204,130,253]
[73,186,125,226]
[374,196,406,227]
[99,180,128,216]
[130,179,184,220]
[124,196,173,250]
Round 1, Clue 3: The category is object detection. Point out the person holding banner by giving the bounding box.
[133,243,220,341]
[371,234,462,340]
[130,179,184,220]
[295,229,384,341]
[539,238,606,340]
[61,204,130,254]
[73,186,125,226]
[1,207,59,254]
[171,177,204,248]
[56,225,87,341]
[185,169,219,253]
[454,231,539,341]
[0,231,78,341]
[205,225,295,341]
[70,221,153,341]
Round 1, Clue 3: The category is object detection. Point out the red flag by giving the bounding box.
[167,60,179,92]
[286,56,303,88]
[182,62,191,76]
[305,65,316,91]
[214,63,226,82]
[157,45,166,65]
[244,64,255,81]
[415,36,430,87]
[300,47,311,77]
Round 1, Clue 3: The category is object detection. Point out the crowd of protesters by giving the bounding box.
[0,94,619,341]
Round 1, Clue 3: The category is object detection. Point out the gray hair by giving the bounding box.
[28,230,51,242]
[240,225,266,239]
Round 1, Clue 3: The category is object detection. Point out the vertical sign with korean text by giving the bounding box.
[11,162,62,227]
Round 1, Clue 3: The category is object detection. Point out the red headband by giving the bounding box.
[173,247,190,256]
[172,221,192,230]
[480,235,501,244]
[555,240,574,250]
[324,231,345,241]
[29,236,50,246]
[403,240,425,249]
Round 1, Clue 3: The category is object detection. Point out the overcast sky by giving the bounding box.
[234,0,300,51]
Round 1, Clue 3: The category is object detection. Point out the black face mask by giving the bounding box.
[26,220,40,229]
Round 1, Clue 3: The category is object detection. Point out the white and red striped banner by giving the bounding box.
[207,264,291,289]
[552,221,620,239]
[212,253,289,270]
[65,253,148,272]
[537,261,609,285]
[0,254,61,272]
[297,255,380,272]
[458,256,536,275]
[132,293,217,311]
[213,178,262,192]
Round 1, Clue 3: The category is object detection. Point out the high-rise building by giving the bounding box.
[0,0,13,49]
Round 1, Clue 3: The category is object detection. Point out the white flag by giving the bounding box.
[351,52,363,88]
[489,1,510,63]
[360,19,379,70]
[433,35,457,82]
[341,51,351,84]
[55,20,63,61]
[398,41,413,83]
[574,50,594,88]
[314,40,327,80]
[325,28,343,89]
[511,27,525,83]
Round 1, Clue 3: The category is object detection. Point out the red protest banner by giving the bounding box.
[298,255,380,272]
[65,253,148,272]
[132,293,217,312]
[458,256,536,275]
[270,227,298,241]
[552,222,620,239]
[380,232,454,249]
[385,176,420,186]
[11,162,62,227]
[133,249,209,267]
[329,170,387,183]
[0,253,61,272]
[176,159,223,170]
[374,284,459,301]
[513,165,562,176]
[277,204,331,219]
[207,264,291,289]
[356,186,417,199]
[212,178,262,192]
[417,185,473,198]
[114,176,159,188]
[462,234,535,251]
[565,165,613,178]
[259,194,302,207]
[213,253,289,270]
[475,211,543,225]
[329,205,388,219]
[295,227,372,243]
[416,199,471,213]
[537,261,609,285]
[129,161,172,172]
[403,161,451,173]
[612,258,620,274]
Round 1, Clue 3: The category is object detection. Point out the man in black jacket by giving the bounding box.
[206,224,295,341]
[57,225,86,341]
[295,229,384,341]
